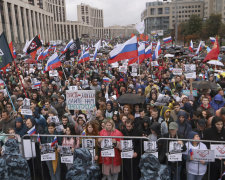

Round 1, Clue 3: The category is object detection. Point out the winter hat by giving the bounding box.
[15,117,23,124]
[78,114,86,123]
[169,122,178,130]
[150,122,161,135]
[197,119,206,127]
[188,131,198,139]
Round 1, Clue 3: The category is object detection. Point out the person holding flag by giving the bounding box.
[45,122,62,180]
[183,131,207,180]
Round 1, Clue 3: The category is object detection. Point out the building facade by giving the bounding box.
[141,0,204,34]
[0,0,136,46]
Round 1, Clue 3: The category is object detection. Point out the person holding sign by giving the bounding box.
[121,119,141,180]
[99,119,123,180]
[183,131,207,180]
[81,121,100,162]
[159,122,186,180]
[44,122,62,180]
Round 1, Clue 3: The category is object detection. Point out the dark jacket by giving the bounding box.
[176,111,192,139]
[15,117,27,137]
[158,133,187,166]
[210,94,225,112]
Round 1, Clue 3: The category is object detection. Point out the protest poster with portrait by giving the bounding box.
[101,138,115,157]
[59,146,73,164]
[41,143,55,161]
[82,139,96,160]
[121,140,133,158]
[21,98,32,115]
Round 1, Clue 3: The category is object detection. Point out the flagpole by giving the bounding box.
[138,57,140,75]
[13,61,28,98]
[61,65,67,80]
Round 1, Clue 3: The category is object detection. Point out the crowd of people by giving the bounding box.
[0,39,224,180]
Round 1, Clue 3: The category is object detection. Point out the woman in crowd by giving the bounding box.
[99,119,123,180]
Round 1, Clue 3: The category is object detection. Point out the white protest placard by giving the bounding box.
[185,64,196,73]
[23,139,36,158]
[151,61,159,67]
[169,141,182,153]
[144,141,157,153]
[41,143,56,161]
[121,140,133,159]
[37,63,42,70]
[59,146,73,164]
[168,153,182,162]
[185,72,196,79]
[21,98,32,115]
[49,70,58,77]
[211,144,225,159]
[111,62,119,68]
[69,86,78,91]
[82,139,96,160]
[119,66,127,73]
[101,149,115,157]
[172,68,183,75]
[101,138,115,157]
[192,149,215,162]
[131,66,138,76]
[66,90,95,110]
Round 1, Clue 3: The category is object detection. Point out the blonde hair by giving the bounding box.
[104,119,115,131]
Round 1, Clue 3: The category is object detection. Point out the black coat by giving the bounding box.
[158,133,187,166]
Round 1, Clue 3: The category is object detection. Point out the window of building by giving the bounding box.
[82,16,85,22]
[86,17,89,24]
[165,7,170,14]
[158,8,163,14]
[198,10,200,12]
[151,8,155,15]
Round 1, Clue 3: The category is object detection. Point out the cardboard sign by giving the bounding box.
[111,62,119,68]
[192,149,215,162]
[41,143,56,161]
[82,139,95,149]
[182,90,198,97]
[66,90,95,110]
[59,146,73,164]
[49,70,58,77]
[119,66,127,73]
[172,68,183,75]
[168,153,182,162]
[211,144,225,159]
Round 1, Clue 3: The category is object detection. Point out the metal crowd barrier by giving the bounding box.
[0,134,224,180]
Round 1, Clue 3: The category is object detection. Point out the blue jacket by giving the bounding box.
[210,94,225,112]
[15,117,27,137]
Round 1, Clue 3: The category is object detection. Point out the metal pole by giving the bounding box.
[175,0,178,46]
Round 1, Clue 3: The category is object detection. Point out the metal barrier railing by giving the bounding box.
[1,134,224,180]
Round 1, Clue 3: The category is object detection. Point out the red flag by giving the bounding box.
[9,41,13,57]
[203,37,220,62]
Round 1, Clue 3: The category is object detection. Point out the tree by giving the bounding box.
[205,14,222,37]
[187,15,202,35]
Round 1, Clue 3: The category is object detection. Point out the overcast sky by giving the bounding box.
[65,0,154,27]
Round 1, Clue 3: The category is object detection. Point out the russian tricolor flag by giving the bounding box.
[62,39,73,54]
[163,36,172,44]
[103,77,110,83]
[13,49,16,59]
[152,40,161,60]
[27,126,36,136]
[145,42,152,59]
[78,50,90,64]
[34,82,41,87]
[44,53,61,72]
[210,37,216,44]
[94,40,101,60]
[189,40,194,52]
[128,43,145,65]
[108,36,138,64]
[51,136,58,147]
[195,41,203,55]
[189,148,193,156]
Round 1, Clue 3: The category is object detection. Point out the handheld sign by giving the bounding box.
[101,138,115,157]
[121,140,133,159]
